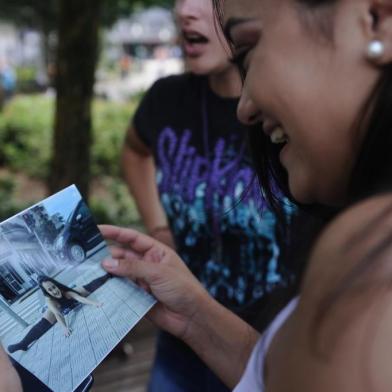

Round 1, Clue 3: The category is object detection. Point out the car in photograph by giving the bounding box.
[54,200,104,263]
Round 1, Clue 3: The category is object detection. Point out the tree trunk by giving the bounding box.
[49,0,101,200]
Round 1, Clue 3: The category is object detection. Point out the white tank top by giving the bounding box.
[233,297,299,392]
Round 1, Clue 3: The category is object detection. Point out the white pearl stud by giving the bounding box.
[367,40,385,60]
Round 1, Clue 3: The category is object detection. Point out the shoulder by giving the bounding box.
[133,73,204,131]
[268,194,392,391]
[64,290,77,299]
[302,193,392,302]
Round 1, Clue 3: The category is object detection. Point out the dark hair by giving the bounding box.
[213,0,392,236]
[212,0,392,338]
[215,0,392,212]
[38,275,79,301]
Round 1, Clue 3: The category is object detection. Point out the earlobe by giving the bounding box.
[366,39,385,60]
[365,0,392,64]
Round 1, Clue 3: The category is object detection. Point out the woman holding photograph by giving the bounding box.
[7,273,111,353]
[98,0,392,390]
[123,0,297,390]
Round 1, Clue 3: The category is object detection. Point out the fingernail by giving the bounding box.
[102,258,119,269]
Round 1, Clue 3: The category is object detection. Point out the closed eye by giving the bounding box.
[230,48,250,80]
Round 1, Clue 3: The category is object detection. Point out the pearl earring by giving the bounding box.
[367,40,385,60]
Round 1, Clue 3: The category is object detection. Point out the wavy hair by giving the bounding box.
[38,275,79,301]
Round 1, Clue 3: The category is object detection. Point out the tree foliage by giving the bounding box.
[0,0,59,31]
[0,0,174,30]
[0,0,174,200]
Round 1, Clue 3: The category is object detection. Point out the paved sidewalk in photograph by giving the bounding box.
[4,278,155,392]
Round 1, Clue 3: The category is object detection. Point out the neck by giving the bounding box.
[208,66,242,98]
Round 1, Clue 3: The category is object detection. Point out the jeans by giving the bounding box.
[148,331,230,392]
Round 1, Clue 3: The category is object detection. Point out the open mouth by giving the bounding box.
[181,30,209,58]
[183,31,209,45]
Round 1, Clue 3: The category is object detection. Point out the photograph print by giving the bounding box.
[0,185,156,392]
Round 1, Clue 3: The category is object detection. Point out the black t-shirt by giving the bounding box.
[133,73,292,319]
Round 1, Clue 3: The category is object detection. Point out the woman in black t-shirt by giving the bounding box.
[121,0,294,391]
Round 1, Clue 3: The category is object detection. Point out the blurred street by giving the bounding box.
[95,58,183,101]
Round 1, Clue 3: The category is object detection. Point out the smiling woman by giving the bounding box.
[37,0,392,391]
[120,0,298,391]
[103,0,392,388]
[95,0,392,390]
[220,0,392,210]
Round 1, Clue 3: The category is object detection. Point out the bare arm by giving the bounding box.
[122,126,172,238]
[46,298,70,336]
[66,292,102,307]
[100,224,259,388]
[183,293,260,388]
[0,346,22,392]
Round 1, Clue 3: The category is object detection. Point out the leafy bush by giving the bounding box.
[0,94,140,179]
[0,93,143,226]
[0,94,53,178]
[91,99,137,177]
[0,175,29,221]
[15,66,44,93]
[16,66,37,84]
[90,177,142,227]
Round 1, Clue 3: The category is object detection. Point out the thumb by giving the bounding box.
[102,257,157,283]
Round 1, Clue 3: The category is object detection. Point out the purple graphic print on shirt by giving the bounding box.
[155,127,291,309]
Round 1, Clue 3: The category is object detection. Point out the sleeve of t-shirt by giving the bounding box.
[132,79,162,148]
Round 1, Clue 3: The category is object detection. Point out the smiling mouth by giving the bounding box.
[270,127,288,144]
[263,121,289,145]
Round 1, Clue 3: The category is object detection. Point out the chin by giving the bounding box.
[288,180,315,206]
[291,186,343,208]
[186,62,212,75]
[186,58,223,76]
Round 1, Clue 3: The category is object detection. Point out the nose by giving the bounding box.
[175,0,200,22]
[237,90,262,125]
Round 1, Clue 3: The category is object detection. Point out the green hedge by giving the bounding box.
[0,175,29,221]
[0,94,143,226]
[0,94,139,179]
[0,95,53,178]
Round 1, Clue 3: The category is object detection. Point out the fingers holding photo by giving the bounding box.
[100,225,171,271]
[99,225,159,255]
[102,254,158,283]
[108,244,141,262]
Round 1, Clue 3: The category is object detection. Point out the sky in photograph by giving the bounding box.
[42,185,82,220]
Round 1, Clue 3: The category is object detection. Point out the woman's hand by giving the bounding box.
[0,346,22,392]
[99,225,211,340]
[63,327,72,337]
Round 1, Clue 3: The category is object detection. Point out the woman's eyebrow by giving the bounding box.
[223,17,254,42]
